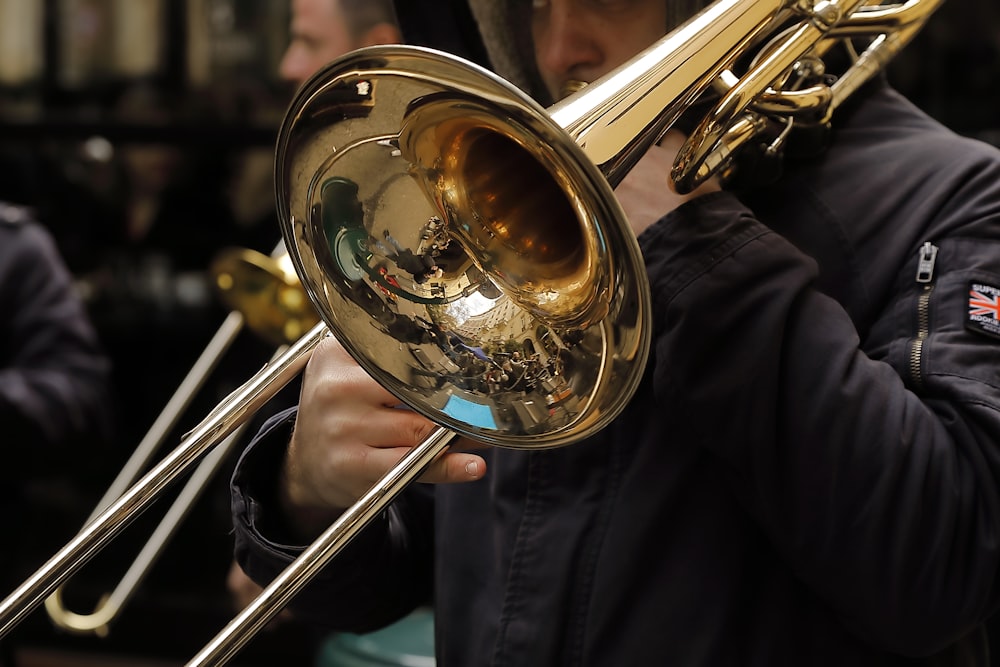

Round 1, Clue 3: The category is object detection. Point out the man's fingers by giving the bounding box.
[424,451,486,483]
[362,447,486,485]
[306,338,400,407]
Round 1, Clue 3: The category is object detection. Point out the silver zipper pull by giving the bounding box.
[916,242,938,284]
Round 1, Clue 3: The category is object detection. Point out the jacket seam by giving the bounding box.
[924,370,1000,395]
[652,224,774,313]
[491,451,547,667]
[566,434,625,666]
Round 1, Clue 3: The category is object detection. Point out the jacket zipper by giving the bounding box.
[909,241,938,389]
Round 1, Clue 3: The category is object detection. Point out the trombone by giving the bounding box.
[0,0,944,663]
[43,244,318,637]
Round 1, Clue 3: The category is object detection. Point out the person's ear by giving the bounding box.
[359,22,403,47]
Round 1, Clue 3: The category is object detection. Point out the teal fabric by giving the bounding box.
[316,608,435,667]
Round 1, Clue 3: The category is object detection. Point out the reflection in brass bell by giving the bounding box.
[210,247,320,346]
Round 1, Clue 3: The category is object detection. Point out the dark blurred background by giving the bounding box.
[0,2,310,665]
[0,0,996,666]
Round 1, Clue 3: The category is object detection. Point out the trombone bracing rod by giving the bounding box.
[0,321,328,637]
[190,425,456,666]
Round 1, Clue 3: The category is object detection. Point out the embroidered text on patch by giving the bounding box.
[967,282,1000,339]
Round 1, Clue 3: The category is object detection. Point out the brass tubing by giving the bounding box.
[0,322,327,636]
[190,426,456,666]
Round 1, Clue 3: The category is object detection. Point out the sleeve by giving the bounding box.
[642,182,1000,655]
[230,407,435,633]
[0,221,113,468]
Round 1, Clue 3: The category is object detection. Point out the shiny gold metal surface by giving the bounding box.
[211,247,320,346]
[278,48,652,451]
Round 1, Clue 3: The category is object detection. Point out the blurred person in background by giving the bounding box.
[0,202,113,667]
[226,0,405,260]
[279,0,402,85]
[224,0,402,619]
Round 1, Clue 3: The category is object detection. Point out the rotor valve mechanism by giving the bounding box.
[398,95,611,331]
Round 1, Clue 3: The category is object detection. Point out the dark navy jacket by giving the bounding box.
[0,206,113,470]
[0,204,113,582]
[232,5,1000,663]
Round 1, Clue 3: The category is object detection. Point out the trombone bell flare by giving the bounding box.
[275,45,653,449]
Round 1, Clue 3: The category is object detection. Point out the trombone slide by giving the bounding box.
[0,321,328,636]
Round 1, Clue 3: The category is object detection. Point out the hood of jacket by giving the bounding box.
[391,0,546,102]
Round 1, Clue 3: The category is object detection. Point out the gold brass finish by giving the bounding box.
[211,247,320,346]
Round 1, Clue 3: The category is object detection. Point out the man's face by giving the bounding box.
[532,0,668,100]
[280,0,355,85]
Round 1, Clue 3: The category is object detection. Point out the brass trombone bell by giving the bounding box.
[211,247,320,347]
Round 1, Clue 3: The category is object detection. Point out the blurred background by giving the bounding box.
[0,3,313,666]
[0,0,996,666]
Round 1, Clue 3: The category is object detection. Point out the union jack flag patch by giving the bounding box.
[967,282,1000,339]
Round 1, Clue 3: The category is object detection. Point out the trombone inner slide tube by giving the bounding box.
[0,322,328,636]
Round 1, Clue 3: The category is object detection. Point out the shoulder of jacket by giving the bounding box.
[0,201,35,227]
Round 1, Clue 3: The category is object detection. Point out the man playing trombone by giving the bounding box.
[231,0,1000,664]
